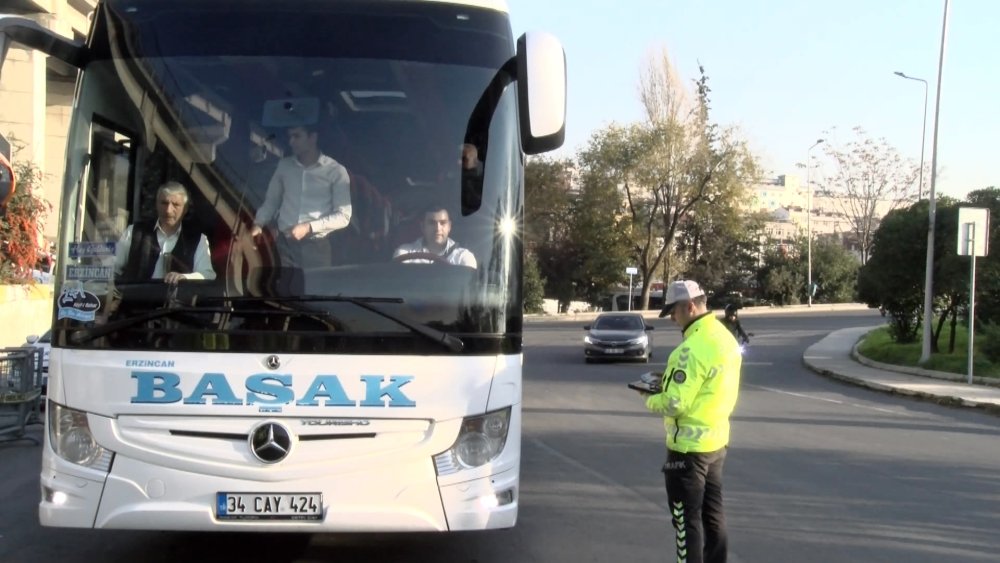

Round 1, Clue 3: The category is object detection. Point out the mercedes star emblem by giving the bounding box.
[249,422,293,464]
[265,355,281,370]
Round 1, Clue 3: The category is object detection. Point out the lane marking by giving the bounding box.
[747,383,903,415]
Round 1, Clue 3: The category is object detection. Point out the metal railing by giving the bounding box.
[0,347,44,445]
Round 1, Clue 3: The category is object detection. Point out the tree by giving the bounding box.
[964,187,1000,326]
[578,51,758,310]
[757,247,802,306]
[679,178,764,295]
[0,156,50,284]
[531,160,631,313]
[524,156,578,312]
[857,199,964,347]
[523,249,546,314]
[803,237,860,303]
[822,127,920,264]
[524,156,574,251]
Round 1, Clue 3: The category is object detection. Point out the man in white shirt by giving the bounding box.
[114,181,215,284]
[393,204,476,268]
[251,124,352,269]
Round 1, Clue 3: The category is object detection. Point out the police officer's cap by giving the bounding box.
[658,280,706,318]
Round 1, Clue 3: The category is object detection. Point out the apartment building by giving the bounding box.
[750,173,901,255]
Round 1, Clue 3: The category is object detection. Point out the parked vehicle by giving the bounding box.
[583,312,654,363]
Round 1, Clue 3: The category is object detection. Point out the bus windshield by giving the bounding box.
[54,0,524,356]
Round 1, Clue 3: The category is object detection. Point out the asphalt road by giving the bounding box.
[2,309,999,562]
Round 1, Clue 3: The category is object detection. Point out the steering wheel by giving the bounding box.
[392,252,450,265]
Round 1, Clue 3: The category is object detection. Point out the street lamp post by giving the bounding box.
[917,0,950,364]
[806,138,824,307]
[894,71,928,201]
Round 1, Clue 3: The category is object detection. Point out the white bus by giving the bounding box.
[0,0,565,532]
[603,290,664,312]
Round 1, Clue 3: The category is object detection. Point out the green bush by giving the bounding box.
[979,322,1000,363]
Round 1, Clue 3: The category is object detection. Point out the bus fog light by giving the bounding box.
[478,488,515,509]
[496,488,514,506]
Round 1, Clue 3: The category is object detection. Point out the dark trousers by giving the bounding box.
[275,234,332,270]
[662,448,728,563]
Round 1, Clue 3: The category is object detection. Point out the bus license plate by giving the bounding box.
[216,493,323,521]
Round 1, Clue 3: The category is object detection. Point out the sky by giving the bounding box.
[507,0,999,201]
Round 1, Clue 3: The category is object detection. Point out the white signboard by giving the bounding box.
[957,207,989,257]
[625,267,638,275]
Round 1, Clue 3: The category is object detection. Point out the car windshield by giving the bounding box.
[51,0,524,356]
[594,316,643,331]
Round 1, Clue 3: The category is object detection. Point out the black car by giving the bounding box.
[583,312,654,363]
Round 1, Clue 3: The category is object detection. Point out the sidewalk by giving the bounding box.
[803,326,1000,415]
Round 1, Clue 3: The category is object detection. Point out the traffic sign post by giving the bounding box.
[625,267,638,311]
[957,207,989,384]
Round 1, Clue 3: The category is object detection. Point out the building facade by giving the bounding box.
[0,0,96,244]
[750,173,900,260]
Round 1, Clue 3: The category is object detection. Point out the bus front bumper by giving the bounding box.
[39,450,518,531]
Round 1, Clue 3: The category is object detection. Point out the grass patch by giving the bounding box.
[857,324,1000,378]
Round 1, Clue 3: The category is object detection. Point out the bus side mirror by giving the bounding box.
[516,32,566,155]
[0,16,85,215]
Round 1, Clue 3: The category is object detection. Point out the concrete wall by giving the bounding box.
[0,284,54,347]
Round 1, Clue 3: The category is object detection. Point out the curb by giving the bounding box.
[852,344,1000,389]
[803,328,1000,416]
[849,326,1000,389]
[809,360,1000,414]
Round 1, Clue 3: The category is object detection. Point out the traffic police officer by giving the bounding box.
[640,280,742,563]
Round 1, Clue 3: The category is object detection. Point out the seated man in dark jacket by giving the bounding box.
[113,181,215,284]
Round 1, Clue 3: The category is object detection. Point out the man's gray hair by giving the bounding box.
[157,181,189,205]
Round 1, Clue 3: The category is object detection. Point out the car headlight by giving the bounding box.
[584,335,596,344]
[628,335,649,345]
[48,402,113,471]
[433,407,511,476]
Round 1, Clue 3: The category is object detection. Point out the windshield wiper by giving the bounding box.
[69,305,232,344]
[69,295,465,353]
[238,295,465,353]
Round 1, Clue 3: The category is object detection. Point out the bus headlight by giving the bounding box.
[434,407,510,475]
[48,402,113,471]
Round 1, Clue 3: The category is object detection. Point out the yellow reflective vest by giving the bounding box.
[645,313,742,453]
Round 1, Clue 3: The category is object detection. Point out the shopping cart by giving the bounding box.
[0,347,44,445]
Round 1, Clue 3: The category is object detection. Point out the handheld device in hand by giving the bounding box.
[627,371,662,393]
